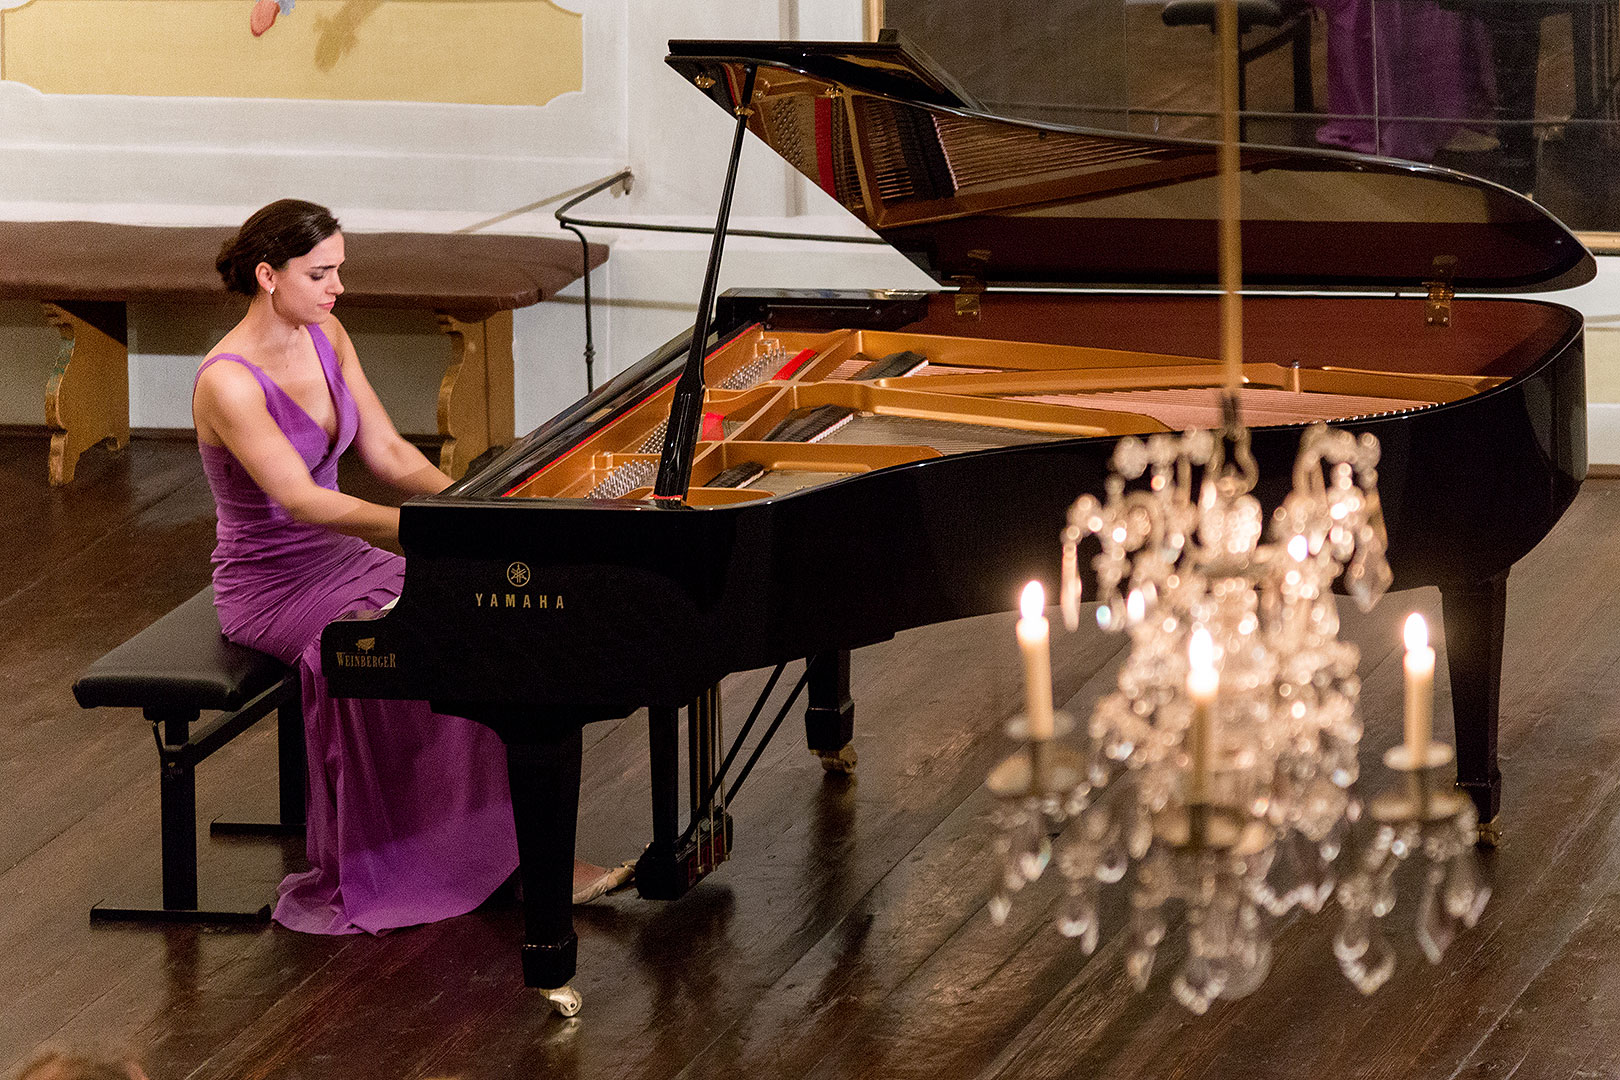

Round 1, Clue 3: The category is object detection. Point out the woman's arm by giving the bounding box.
[325,317,454,497]
[195,359,402,544]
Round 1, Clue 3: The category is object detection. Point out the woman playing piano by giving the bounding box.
[192,199,624,933]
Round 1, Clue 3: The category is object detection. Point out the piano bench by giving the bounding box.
[72,585,305,924]
[1161,0,1315,132]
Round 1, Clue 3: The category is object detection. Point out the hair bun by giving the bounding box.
[216,199,340,296]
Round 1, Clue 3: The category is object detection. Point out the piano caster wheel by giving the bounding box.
[543,985,582,1017]
[1476,815,1502,849]
[818,743,857,774]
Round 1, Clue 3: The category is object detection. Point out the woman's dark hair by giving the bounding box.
[215,199,341,296]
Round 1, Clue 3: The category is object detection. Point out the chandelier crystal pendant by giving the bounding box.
[984,0,1488,1011]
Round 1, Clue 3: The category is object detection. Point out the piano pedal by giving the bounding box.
[817,743,858,774]
[1476,814,1502,849]
[634,813,734,900]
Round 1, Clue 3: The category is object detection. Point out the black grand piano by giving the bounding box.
[323,36,1594,1010]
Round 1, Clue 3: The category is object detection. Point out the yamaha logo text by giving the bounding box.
[474,561,564,611]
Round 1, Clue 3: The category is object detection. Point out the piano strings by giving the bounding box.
[530,323,1504,504]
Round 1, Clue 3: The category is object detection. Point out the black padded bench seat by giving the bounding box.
[73,585,305,923]
[1160,0,1314,139]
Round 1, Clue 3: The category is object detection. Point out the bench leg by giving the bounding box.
[92,707,271,925]
[42,301,129,486]
[158,710,201,910]
[435,309,514,479]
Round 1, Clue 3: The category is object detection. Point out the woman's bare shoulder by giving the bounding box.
[193,351,269,444]
[317,314,363,369]
[317,312,354,348]
[194,353,263,407]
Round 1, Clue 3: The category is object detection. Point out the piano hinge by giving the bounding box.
[1425,256,1457,328]
[953,275,985,319]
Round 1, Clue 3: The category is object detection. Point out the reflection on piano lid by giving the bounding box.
[667,36,1593,292]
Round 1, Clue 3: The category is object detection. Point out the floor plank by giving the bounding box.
[5,436,1620,1079]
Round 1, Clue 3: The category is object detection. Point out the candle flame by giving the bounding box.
[1189,626,1215,672]
[1404,612,1428,652]
[1020,580,1045,620]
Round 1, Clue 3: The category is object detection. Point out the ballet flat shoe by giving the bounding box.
[572,861,635,905]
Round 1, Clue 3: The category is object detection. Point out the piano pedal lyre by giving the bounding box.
[636,815,734,900]
[636,687,734,900]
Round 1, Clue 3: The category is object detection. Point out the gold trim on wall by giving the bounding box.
[864,0,883,42]
[0,0,582,106]
[1576,231,1620,257]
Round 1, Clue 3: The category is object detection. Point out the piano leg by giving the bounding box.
[1439,572,1507,844]
[806,649,857,774]
[505,727,583,1013]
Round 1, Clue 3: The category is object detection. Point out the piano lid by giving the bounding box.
[666,37,1596,294]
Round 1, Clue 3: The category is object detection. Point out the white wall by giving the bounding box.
[2,0,1618,466]
[0,0,909,432]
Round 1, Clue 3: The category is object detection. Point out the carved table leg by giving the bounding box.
[42,301,129,485]
[1439,572,1508,841]
[435,309,515,479]
[484,308,515,450]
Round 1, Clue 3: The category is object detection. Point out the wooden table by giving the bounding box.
[0,222,608,483]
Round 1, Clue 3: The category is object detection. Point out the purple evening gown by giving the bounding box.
[1312,0,1495,162]
[195,323,518,934]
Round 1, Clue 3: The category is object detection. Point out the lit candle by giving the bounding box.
[1403,613,1435,766]
[1017,581,1055,740]
[1187,627,1218,804]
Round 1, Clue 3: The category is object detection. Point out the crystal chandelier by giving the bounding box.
[989,410,1489,1009]
[985,0,1489,1011]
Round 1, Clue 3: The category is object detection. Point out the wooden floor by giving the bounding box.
[5,433,1620,1078]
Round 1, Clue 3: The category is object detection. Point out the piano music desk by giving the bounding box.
[0,222,607,483]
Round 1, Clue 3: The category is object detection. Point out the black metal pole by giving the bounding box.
[653,64,759,501]
[559,223,596,392]
[553,170,631,395]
